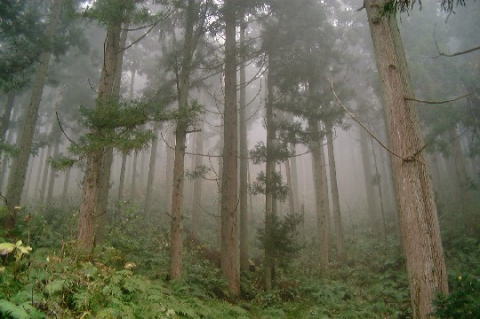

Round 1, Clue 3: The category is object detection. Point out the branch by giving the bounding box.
[330,81,404,161]
[56,112,78,146]
[405,93,471,105]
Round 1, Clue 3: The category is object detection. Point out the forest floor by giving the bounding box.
[1,204,479,318]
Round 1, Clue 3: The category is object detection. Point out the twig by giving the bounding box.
[405,93,471,105]
[56,112,78,146]
[330,81,404,161]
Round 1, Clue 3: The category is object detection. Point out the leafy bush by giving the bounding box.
[435,274,480,319]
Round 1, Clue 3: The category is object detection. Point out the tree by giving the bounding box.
[220,0,240,296]
[4,0,64,230]
[364,1,449,317]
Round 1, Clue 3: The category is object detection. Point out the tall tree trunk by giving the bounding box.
[309,120,329,273]
[365,1,449,317]
[40,144,53,204]
[33,147,46,200]
[326,126,345,262]
[0,92,15,142]
[285,158,295,214]
[118,151,128,201]
[264,59,275,291]
[62,166,71,204]
[130,151,138,200]
[144,124,161,217]
[221,0,240,296]
[169,0,198,280]
[359,126,381,233]
[191,124,204,236]
[77,17,123,254]
[370,138,387,242]
[165,130,175,212]
[4,0,63,230]
[239,16,249,273]
[46,139,61,204]
[95,24,129,240]
[289,144,300,213]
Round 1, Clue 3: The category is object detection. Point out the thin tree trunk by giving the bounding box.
[309,120,329,273]
[365,2,449,317]
[191,124,204,236]
[359,126,380,232]
[370,137,387,242]
[4,0,63,230]
[130,151,138,199]
[62,166,71,204]
[144,124,161,217]
[40,145,53,204]
[285,158,295,215]
[165,130,175,212]
[239,16,249,273]
[118,152,128,201]
[221,0,240,296]
[326,127,345,262]
[46,139,61,204]
[0,92,15,142]
[264,59,275,291]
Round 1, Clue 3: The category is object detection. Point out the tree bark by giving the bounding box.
[326,127,345,262]
[46,139,61,204]
[169,0,198,280]
[4,0,63,230]
[309,120,329,273]
[118,151,128,201]
[365,1,449,317]
[191,124,204,236]
[40,144,53,204]
[239,16,249,273]
[77,17,123,254]
[221,0,240,296]
[264,59,275,291]
[130,150,138,199]
[359,125,381,233]
[144,124,161,217]
[0,92,15,142]
[62,166,71,204]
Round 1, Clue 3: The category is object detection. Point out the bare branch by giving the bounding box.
[405,93,471,105]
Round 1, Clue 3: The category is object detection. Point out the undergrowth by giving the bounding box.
[1,203,479,318]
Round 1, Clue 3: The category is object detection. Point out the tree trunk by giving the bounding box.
[165,130,175,212]
[62,166,71,204]
[370,137,387,242]
[46,139,61,204]
[0,92,15,142]
[4,0,63,230]
[365,1,449,317]
[239,16,249,273]
[130,150,138,199]
[359,126,381,233]
[95,23,129,240]
[191,124,204,236]
[40,144,53,204]
[77,18,122,254]
[118,151,128,201]
[144,124,161,217]
[285,158,295,215]
[169,0,198,280]
[309,120,329,273]
[220,0,240,296]
[326,127,345,262]
[264,59,275,291]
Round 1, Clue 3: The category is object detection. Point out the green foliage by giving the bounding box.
[257,213,303,270]
[435,275,480,319]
